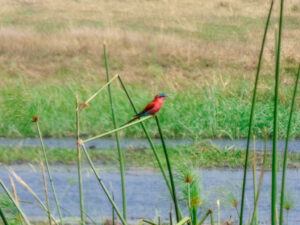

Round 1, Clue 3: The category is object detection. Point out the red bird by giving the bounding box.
[125,93,167,124]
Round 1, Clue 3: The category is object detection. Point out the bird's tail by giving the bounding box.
[121,115,141,127]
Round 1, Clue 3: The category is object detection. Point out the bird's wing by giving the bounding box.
[138,101,156,115]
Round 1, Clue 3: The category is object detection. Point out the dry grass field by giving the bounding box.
[0,0,299,138]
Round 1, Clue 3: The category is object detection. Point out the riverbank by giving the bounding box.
[1,144,300,168]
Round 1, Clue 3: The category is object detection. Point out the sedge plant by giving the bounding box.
[104,45,127,220]
[239,1,273,224]
[279,65,300,225]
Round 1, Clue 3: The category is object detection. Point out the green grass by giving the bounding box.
[0,77,300,139]
[1,145,300,168]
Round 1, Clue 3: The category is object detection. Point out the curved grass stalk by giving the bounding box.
[80,74,119,108]
[104,45,127,220]
[35,120,64,224]
[239,1,274,224]
[83,115,152,143]
[0,206,8,225]
[210,209,214,225]
[80,143,128,225]
[279,65,300,225]
[76,96,85,225]
[138,219,158,225]
[0,179,31,225]
[176,217,191,225]
[8,169,58,225]
[155,116,180,222]
[198,209,212,225]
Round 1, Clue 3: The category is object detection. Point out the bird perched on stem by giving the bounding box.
[124,93,168,125]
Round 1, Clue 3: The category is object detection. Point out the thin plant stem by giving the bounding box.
[272,0,285,223]
[0,206,8,225]
[250,129,268,225]
[279,65,300,225]
[83,115,152,143]
[0,179,31,225]
[210,209,214,225]
[9,169,58,225]
[110,183,115,225]
[192,207,197,225]
[198,209,212,225]
[81,74,119,107]
[170,204,173,225]
[118,76,174,199]
[155,116,180,222]
[35,120,64,224]
[80,143,128,225]
[176,217,191,225]
[217,200,220,225]
[9,176,24,225]
[76,96,85,225]
[41,163,52,225]
[239,1,274,224]
[252,136,257,225]
[138,219,157,225]
[104,44,127,220]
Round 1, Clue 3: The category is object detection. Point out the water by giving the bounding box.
[1,137,300,152]
[0,165,299,224]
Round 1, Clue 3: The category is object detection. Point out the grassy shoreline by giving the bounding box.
[1,145,299,169]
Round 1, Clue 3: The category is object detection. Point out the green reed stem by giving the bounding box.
[252,136,257,225]
[176,217,191,225]
[41,163,52,225]
[81,74,119,107]
[170,204,173,225]
[35,121,64,224]
[198,209,212,225]
[83,115,152,143]
[239,1,273,224]
[0,206,8,225]
[192,207,197,225]
[272,0,284,223]
[104,45,127,220]
[117,76,174,198]
[0,180,31,225]
[210,209,214,225]
[9,169,58,225]
[76,96,85,225]
[250,129,268,225]
[279,65,300,225]
[155,116,180,222]
[80,143,128,225]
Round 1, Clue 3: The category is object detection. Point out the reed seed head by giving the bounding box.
[32,116,39,122]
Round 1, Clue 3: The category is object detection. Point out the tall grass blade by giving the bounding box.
[279,65,300,225]
[138,219,157,225]
[210,209,214,225]
[41,163,52,225]
[34,119,64,224]
[80,74,119,108]
[250,129,268,225]
[0,179,31,225]
[0,206,8,225]
[117,76,173,201]
[252,136,257,225]
[155,116,180,222]
[9,168,58,225]
[76,96,85,225]
[198,209,212,225]
[176,217,191,225]
[104,44,127,220]
[80,143,128,225]
[272,0,284,223]
[239,1,274,224]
